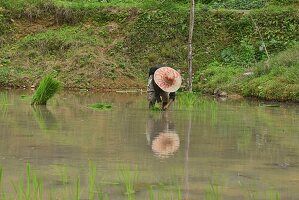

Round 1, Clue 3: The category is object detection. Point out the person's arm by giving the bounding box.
[163,92,175,110]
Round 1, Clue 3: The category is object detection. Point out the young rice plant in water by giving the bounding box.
[31,75,61,105]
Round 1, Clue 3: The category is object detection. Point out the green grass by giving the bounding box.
[194,44,299,102]
[19,26,100,55]
[31,75,61,105]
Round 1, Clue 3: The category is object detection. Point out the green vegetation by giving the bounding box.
[118,165,138,198]
[89,103,112,110]
[204,179,223,200]
[0,162,286,199]
[12,163,43,200]
[195,44,299,101]
[176,92,201,110]
[31,75,61,105]
[0,0,298,101]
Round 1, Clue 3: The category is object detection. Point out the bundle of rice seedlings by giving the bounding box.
[31,75,61,105]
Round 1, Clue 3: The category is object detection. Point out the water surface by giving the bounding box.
[0,90,298,199]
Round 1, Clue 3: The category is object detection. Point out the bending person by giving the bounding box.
[147,65,182,110]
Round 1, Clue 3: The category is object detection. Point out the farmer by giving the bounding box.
[147,65,182,110]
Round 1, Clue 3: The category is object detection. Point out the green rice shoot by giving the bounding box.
[31,75,61,105]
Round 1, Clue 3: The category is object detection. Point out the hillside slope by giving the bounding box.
[0,0,298,101]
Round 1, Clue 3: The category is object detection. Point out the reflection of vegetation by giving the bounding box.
[31,75,61,105]
[32,106,57,131]
[89,103,112,110]
[0,92,9,117]
[20,95,31,101]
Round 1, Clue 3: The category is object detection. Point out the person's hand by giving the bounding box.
[162,99,174,111]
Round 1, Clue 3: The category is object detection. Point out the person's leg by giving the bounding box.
[148,91,156,109]
[147,75,156,109]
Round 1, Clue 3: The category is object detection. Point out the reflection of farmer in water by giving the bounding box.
[146,112,180,159]
[147,65,182,110]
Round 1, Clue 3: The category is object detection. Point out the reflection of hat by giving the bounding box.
[151,132,180,159]
[154,67,182,93]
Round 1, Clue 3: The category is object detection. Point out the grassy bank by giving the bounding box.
[194,44,299,101]
[0,0,298,101]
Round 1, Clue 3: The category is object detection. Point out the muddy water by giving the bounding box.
[0,90,298,199]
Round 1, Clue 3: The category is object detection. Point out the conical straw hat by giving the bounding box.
[154,67,182,93]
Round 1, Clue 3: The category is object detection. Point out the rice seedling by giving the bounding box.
[89,103,112,110]
[11,163,44,200]
[61,164,69,185]
[32,174,43,200]
[0,166,3,199]
[31,75,61,105]
[266,190,280,200]
[76,176,80,200]
[173,179,181,200]
[204,179,223,200]
[150,104,161,112]
[118,165,138,199]
[175,92,200,110]
[26,163,31,200]
[97,185,109,200]
[88,161,96,200]
[148,185,155,200]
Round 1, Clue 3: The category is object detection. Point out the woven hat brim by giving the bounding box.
[154,67,182,93]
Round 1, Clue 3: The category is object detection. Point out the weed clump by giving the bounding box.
[31,75,61,105]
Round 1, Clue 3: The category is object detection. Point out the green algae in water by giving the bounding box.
[89,103,112,110]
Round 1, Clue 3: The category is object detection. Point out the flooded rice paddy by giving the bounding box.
[0,90,299,199]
